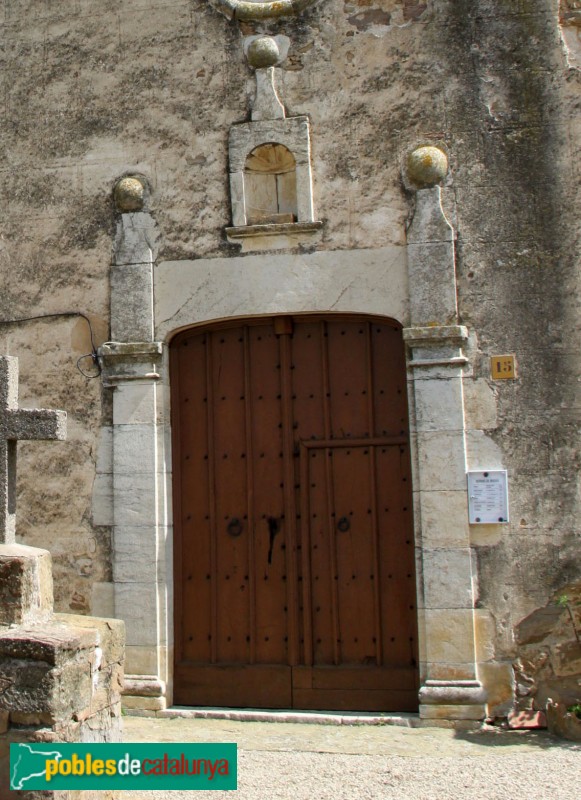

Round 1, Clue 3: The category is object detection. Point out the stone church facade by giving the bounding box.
[0,0,579,721]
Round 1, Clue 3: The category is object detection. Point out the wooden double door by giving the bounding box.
[171,315,419,711]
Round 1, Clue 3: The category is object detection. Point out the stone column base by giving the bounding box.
[122,674,167,712]
[419,679,487,721]
[420,703,487,721]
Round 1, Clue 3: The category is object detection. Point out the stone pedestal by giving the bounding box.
[0,545,124,799]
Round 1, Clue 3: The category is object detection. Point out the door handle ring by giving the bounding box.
[227,518,243,537]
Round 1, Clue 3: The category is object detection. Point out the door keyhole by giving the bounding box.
[267,517,281,564]
[337,516,350,533]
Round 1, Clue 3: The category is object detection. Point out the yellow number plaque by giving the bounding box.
[491,355,516,380]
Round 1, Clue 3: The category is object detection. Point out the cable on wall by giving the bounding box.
[0,312,102,378]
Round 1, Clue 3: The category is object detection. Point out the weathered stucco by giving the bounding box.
[0,0,579,718]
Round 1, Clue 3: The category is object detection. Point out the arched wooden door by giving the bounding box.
[171,315,419,710]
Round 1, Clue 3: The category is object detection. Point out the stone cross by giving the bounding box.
[0,356,66,544]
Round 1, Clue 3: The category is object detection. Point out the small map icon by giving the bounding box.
[11,744,63,790]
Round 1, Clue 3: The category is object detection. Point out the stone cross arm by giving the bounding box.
[0,356,67,545]
[2,409,66,441]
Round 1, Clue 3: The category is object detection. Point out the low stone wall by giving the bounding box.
[513,581,581,714]
[0,544,124,799]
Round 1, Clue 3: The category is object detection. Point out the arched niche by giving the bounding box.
[244,143,298,225]
[228,115,320,238]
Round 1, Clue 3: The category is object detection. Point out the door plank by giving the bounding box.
[279,329,300,665]
[248,324,288,665]
[293,666,417,691]
[175,664,292,708]
[211,328,250,663]
[293,689,418,713]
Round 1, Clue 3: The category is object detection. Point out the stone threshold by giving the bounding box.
[126,706,423,727]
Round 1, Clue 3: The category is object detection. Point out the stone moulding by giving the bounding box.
[403,325,469,348]
[403,326,469,368]
[419,680,488,706]
[123,674,166,698]
[99,341,163,386]
[225,220,323,238]
[209,0,319,21]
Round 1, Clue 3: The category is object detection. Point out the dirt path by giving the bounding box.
[120,715,580,799]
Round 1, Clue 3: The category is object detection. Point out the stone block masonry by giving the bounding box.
[0,544,124,800]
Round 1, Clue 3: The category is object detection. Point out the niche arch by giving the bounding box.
[244,142,298,224]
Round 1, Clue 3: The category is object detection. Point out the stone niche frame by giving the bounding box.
[101,179,487,721]
[226,116,322,240]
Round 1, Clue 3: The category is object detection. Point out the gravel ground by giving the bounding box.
[120,715,580,800]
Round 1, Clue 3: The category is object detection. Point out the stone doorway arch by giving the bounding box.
[101,207,487,720]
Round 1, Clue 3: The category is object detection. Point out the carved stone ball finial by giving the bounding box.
[247,36,280,69]
[407,146,449,188]
[114,176,146,213]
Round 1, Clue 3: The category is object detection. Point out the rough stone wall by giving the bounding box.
[0,544,124,800]
[513,582,581,712]
[0,0,579,714]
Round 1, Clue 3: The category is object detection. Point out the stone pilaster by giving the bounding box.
[99,343,169,712]
[102,179,169,710]
[111,177,159,343]
[404,147,486,721]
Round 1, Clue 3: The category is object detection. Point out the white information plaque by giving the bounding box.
[467,470,509,524]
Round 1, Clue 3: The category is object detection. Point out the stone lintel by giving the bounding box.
[408,356,468,370]
[419,679,487,705]
[99,342,163,386]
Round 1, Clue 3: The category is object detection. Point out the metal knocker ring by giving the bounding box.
[227,518,243,537]
[337,516,350,533]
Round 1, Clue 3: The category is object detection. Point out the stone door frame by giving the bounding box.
[101,214,487,719]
